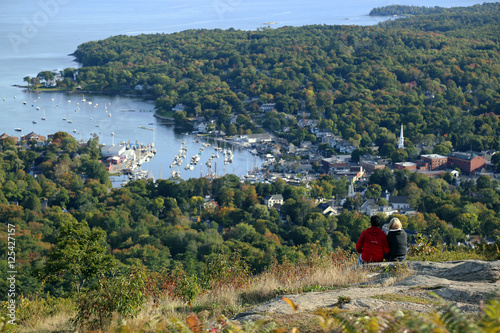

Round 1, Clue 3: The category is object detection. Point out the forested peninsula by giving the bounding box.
[4,3,500,331]
[62,2,500,151]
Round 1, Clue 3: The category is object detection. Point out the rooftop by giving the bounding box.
[421,154,447,159]
[448,151,482,161]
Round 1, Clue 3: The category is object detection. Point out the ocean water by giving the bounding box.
[0,0,496,180]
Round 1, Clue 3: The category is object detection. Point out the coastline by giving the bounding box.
[13,85,156,100]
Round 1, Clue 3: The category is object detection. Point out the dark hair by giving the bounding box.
[370,215,381,227]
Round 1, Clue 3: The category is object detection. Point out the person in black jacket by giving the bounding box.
[386,218,407,261]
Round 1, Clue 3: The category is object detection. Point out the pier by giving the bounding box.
[104,141,156,179]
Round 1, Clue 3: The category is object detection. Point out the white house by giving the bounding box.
[260,103,276,113]
[388,196,411,210]
[264,194,284,208]
[196,123,207,133]
[316,202,338,216]
[172,103,185,112]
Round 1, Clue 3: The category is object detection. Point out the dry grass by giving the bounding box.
[18,311,76,333]
[11,249,372,332]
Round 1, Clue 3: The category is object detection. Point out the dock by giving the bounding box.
[106,141,156,177]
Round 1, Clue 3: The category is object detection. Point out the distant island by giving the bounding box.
[369,5,445,16]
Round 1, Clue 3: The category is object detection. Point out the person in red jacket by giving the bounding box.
[356,215,390,265]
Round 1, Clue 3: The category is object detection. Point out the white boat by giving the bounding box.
[36,106,40,110]
[32,121,37,124]
[14,128,21,131]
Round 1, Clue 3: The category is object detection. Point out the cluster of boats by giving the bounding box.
[170,141,188,177]
[168,140,235,178]
[15,94,113,134]
[128,169,149,181]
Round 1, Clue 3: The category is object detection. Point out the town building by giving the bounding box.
[447,152,485,175]
[334,165,365,183]
[101,144,126,159]
[242,133,273,144]
[360,156,386,173]
[21,132,46,142]
[316,201,338,216]
[394,162,417,171]
[172,103,185,112]
[0,133,19,143]
[359,199,398,217]
[321,155,351,173]
[421,154,448,171]
[388,196,411,211]
[260,103,276,113]
[264,194,284,208]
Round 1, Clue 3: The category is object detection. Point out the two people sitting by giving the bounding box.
[356,216,407,265]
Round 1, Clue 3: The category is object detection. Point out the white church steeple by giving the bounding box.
[398,124,404,149]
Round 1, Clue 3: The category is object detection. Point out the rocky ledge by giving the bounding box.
[234,260,500,323]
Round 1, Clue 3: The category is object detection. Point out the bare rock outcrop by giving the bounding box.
[233,260,500,324]
[408,260,500,282]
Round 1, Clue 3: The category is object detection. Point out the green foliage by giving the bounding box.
[408,234,441,258]
[75,266,146,330]
[475,236,500,260]
[66,3,500,151]
[383,262,410,277]
[201,251,250,291]
[0,294,74,328]
[170,262,200,306]
[41,219,116,293]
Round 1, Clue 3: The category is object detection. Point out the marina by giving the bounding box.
[1,91,264,185]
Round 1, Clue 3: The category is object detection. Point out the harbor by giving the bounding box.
[0,91,264,186]
[104,141,156,180]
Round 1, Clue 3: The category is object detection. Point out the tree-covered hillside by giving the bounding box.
[1,132,500,301]
[61,3,500,151]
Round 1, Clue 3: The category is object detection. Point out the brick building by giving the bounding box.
[447,152,485,175]
[421,154,448,171]
[394,162,417,171]
[359,156,386,173]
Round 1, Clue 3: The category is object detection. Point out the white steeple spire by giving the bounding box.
[398,124,404,149]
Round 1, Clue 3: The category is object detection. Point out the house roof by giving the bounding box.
[265,194,283,201]
[360,199,376,208]
[317,202,331,211]
[448,151,481,161]
[389,196,409,204]
[421,154,446,159]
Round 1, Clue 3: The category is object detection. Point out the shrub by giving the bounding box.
[75,266,146,330]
